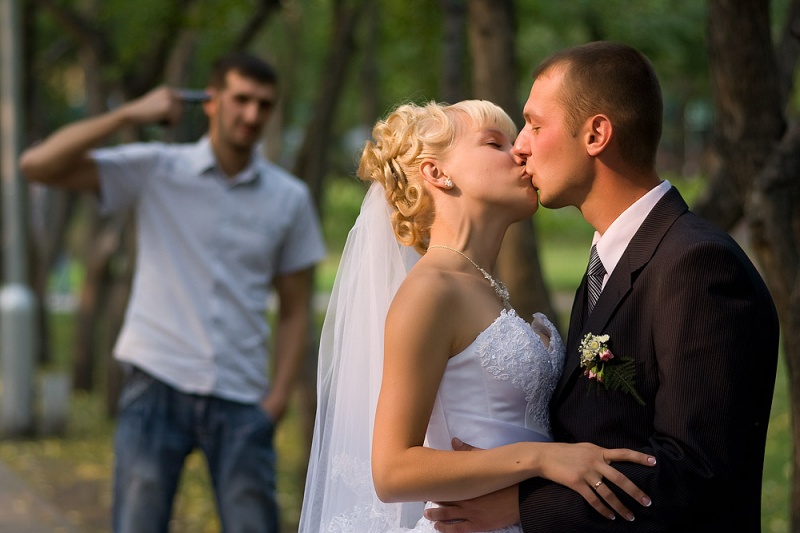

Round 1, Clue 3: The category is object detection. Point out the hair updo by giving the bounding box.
[357,100,516,254]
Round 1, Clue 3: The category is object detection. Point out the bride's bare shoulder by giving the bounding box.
[395,260,466,307]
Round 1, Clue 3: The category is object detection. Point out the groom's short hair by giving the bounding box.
[533,41,663,171]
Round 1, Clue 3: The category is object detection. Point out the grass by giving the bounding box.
[0,174,792,532]
[763,352,792,532]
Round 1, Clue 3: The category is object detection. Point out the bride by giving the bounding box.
[299,100,654,532]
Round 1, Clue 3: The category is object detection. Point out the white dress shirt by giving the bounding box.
[92,137,326,403]
[591,180,671,288]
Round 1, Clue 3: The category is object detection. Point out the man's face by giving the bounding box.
[205,70,277,153]
[513,67,591,210]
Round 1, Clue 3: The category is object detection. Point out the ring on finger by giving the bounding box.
[594,479,604,489]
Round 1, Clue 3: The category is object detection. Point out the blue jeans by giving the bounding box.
[112,367,279,533]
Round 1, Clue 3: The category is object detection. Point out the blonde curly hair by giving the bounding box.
[357,100,516,254]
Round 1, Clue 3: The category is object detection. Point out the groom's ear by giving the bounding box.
[585,114,612,157]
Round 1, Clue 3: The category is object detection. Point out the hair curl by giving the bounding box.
[357,100,516,254]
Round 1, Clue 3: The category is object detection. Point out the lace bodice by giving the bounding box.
[425,309,565,452]
[414,310,565,533]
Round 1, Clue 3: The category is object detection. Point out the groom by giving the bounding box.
[426,41,779,532]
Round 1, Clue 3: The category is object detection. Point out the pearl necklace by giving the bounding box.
[428,245,511,307]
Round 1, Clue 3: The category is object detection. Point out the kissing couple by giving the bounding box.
[299,41,779,533]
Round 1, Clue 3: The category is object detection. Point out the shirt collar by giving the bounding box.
[188,136,261,186]
[592,180,671,278]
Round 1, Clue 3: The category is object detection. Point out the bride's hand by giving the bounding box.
[535,441,654,521]
[451,437,655,521]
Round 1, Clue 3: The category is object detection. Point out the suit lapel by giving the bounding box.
[552,187,689,403]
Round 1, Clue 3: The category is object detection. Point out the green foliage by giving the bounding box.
[316,176,368,291]
[517,0,708,80]
[26,0,723,177]
[256,0,334,126]
[321,175,367,249]
[763,351,791,532]
[375,0,443,107]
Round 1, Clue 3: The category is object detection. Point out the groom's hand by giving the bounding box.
[424,437,520,532]
[424,485,520,532]
[451,437,476,452]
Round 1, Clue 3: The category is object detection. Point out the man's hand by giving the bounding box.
[423,438,520,532]
[424,485,520,533]
[260,391,288,423]
[119,86,184,127]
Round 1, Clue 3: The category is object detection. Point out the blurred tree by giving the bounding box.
[439,0,469,102]
[467,0,558,327]
[292,0,365,205]
[705,0,800,529]
[288,0,368,493]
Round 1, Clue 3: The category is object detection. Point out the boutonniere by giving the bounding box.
[579,333,645,406]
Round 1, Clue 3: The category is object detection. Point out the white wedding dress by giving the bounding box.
[408,309,565,533]
[298,183,566,533]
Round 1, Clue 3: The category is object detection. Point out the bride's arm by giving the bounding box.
[371,275,654,519]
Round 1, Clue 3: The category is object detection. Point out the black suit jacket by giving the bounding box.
[519,187,779,532]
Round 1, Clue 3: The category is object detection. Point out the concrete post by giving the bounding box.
[1,0,38,436]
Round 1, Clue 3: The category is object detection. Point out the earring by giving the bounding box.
[444,178,454,189]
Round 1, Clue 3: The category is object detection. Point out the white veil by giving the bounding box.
[299,182,423,532]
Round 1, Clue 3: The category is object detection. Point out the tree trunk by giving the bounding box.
[72,211,127,391]
[104,222,135,417]
[749,125,800,532]
[231,0,282,52]
[439,0,468,103]
[30,188,78,366]
[360,1,381,124]
[774,0,800,109]
[71,44,111,392]
[695,0,785,230]
[292,0,366,204]
[466,0,558,327]
[705,0,797,529]
[290,0,367,498]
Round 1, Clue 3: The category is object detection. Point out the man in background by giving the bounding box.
[20,52,326,533]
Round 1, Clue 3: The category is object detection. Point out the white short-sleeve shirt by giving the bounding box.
[92,137,326,403]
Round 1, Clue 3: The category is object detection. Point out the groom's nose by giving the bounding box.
[512,139,528,166]
[512,132,530,161]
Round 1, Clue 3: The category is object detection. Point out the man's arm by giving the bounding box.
[261,267,314,423]
[19,86,182,191]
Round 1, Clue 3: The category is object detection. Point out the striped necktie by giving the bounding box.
[587,244,606,315]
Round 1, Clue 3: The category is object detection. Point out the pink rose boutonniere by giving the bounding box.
[579,333,645,406]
